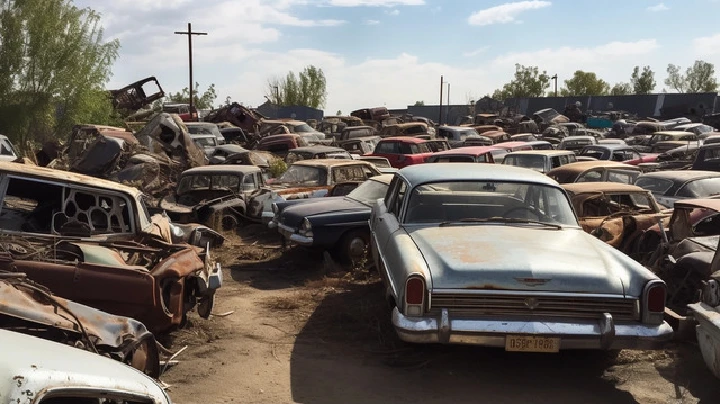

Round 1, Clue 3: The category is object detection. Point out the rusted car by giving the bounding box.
[634,131,699,153]
[367,137,434,169]
[502,150,577,173]
[379,122,432,138]
[1,273,160,377]
[0,329,172,404]
[255,134,309,158]
[109,76,165,111]
[562,182,668,254]
[425,146,502,163]
[547,161,642,184]
[578,144,657,165]
[0,235,221,334]
[285,145,352,163]
[258,159,381,222]
[160,165,266,230]
[370,163,672,350]
[634,170,720,208]
[481,130,512,144]
[647,199,720,315]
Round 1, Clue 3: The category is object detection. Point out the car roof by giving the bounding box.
[505,150,576,156]
[0,330,166,401]
[562,182,649,193]
[369,174,394,185]
[546,161,640,174]
[397,162,559,186]
[291,159,374,168]
[637,170,720,181]
[182,165,261,175]
[431,146,503,156]
[496,141,528,147]
[379,136,427,143]
[440,126,476,131]
[0,161,142,197]
[185,122,217,127]
[290,145,347,153]
[389,122,427,129]
[562,135,595,141]
[343,125,375,131]
[674,123,706,129]
[653,131,693,136]
[674,198,720,211]
[583,144,631,150]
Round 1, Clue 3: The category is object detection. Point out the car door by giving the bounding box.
[370,177,407,295]
[376,141,401,167]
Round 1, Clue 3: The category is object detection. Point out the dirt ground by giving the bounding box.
[159,225,720,404]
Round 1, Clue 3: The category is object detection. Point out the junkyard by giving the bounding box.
[8,1,720,403]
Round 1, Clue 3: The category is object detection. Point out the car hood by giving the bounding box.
[280,197,367,228]
[406,225,631,295]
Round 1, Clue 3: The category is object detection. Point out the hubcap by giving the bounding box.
[348,237,366,258]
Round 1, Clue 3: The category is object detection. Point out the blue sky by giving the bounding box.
[76,0,720,113]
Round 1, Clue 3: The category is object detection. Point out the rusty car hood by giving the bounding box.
[406,225,640,296]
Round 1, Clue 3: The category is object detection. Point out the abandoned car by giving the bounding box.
[271,174,393,264]
[368,137,434,169]
[558,135,597,153]
[634,170,720,207]
[502,150,578,173]
[259,159,382,222]
[561,182,667,255]
[425,146,501,163]
[0,273,160,377]
[285,145,353,163]
[369,163,672,350]
[160,165,266,230]
[578,144,655,165]
[0,329,172,404]
[547,161,642,184]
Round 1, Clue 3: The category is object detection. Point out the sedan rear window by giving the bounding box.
[634,177,674,194]
[677,177,720,198]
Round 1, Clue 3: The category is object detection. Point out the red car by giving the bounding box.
[162,103,199,122]
[425,145,505,163]
[367,136,433,168]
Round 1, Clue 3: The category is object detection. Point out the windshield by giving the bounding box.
[293,123,316,133]
[347,178,389,205]
[187,124,221,138]
[404,181,577,226]
[286,151,313,163]
[177,174,241,194]
[578,192,657,217]
[277,165,326,186]
[0,138,16,156]
[503,154,546,171]
[193,136,217,147]
[635,177,674,194]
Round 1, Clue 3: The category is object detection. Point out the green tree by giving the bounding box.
[665,60,719,93]
[265,65,327,109]
[414,100,425,106]
[162,82,217,109]
[335,110,342,115]
[0,0,120,146]
[490,64,550,100]
[560,71,609,96]
[630,66,656,95]
[610,82,632,96]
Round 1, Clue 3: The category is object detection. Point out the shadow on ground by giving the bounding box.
[656,342,720,404]
[289,280,642,404]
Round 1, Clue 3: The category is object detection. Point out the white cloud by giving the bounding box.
[647,2,669,11]
[468,1,551,26]
[386,9,400,15]
[463,46,489,57]
[364,19,380,25]
[693,33,720,55]
[326,0,423,5]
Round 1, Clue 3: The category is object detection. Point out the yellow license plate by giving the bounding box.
[505,335,560,353]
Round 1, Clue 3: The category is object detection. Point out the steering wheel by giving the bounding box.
[503,206,543,219]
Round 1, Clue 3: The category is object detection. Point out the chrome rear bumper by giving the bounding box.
[392,307,673,350]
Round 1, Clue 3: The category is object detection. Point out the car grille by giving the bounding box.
[430,292,638,321]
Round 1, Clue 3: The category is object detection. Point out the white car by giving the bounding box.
[0,329,171,403]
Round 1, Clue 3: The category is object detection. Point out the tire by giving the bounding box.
[221,214,239,231]
[197,292,215,319]
[337,230,370,267]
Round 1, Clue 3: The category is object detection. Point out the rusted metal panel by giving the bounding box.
[0,273,160,378]
[109,76,165,111]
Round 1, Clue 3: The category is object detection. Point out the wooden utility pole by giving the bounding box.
[439,75,444,125]
[174,23,207,113]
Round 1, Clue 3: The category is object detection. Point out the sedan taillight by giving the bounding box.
[405,276,425,316]
[642,280,666,324]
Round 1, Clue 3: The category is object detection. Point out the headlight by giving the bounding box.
[300,218,313,236]
[271,203,279,214]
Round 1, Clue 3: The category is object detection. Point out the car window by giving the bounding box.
[403,181,576,225]
[430,155,476,163]
[577,170,603,182]
[332,166,366,183]
[677,177,720,198]
[241,174,257,191]
[504,154,546,171]
[399,143,413,154]
[278,165,326,186]
[634,177,675,194]
[375,141,397,154]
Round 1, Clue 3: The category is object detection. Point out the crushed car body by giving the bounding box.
[0,272,160,377]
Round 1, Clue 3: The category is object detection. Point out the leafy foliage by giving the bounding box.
[0,0,120,145]
[630,66,656,95]
[414,100,425,106]
[491,64,551,100]
[610,82,632,96]
[266,65,327,109]
[665,60,719,93]
[560,71,609,96]
[161,82,217,109]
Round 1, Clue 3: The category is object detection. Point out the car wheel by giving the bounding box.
[339,230,370,267]
[221,214,239,231]
[197,292,215,319]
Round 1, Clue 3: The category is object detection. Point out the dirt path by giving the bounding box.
[159,227,720,404]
